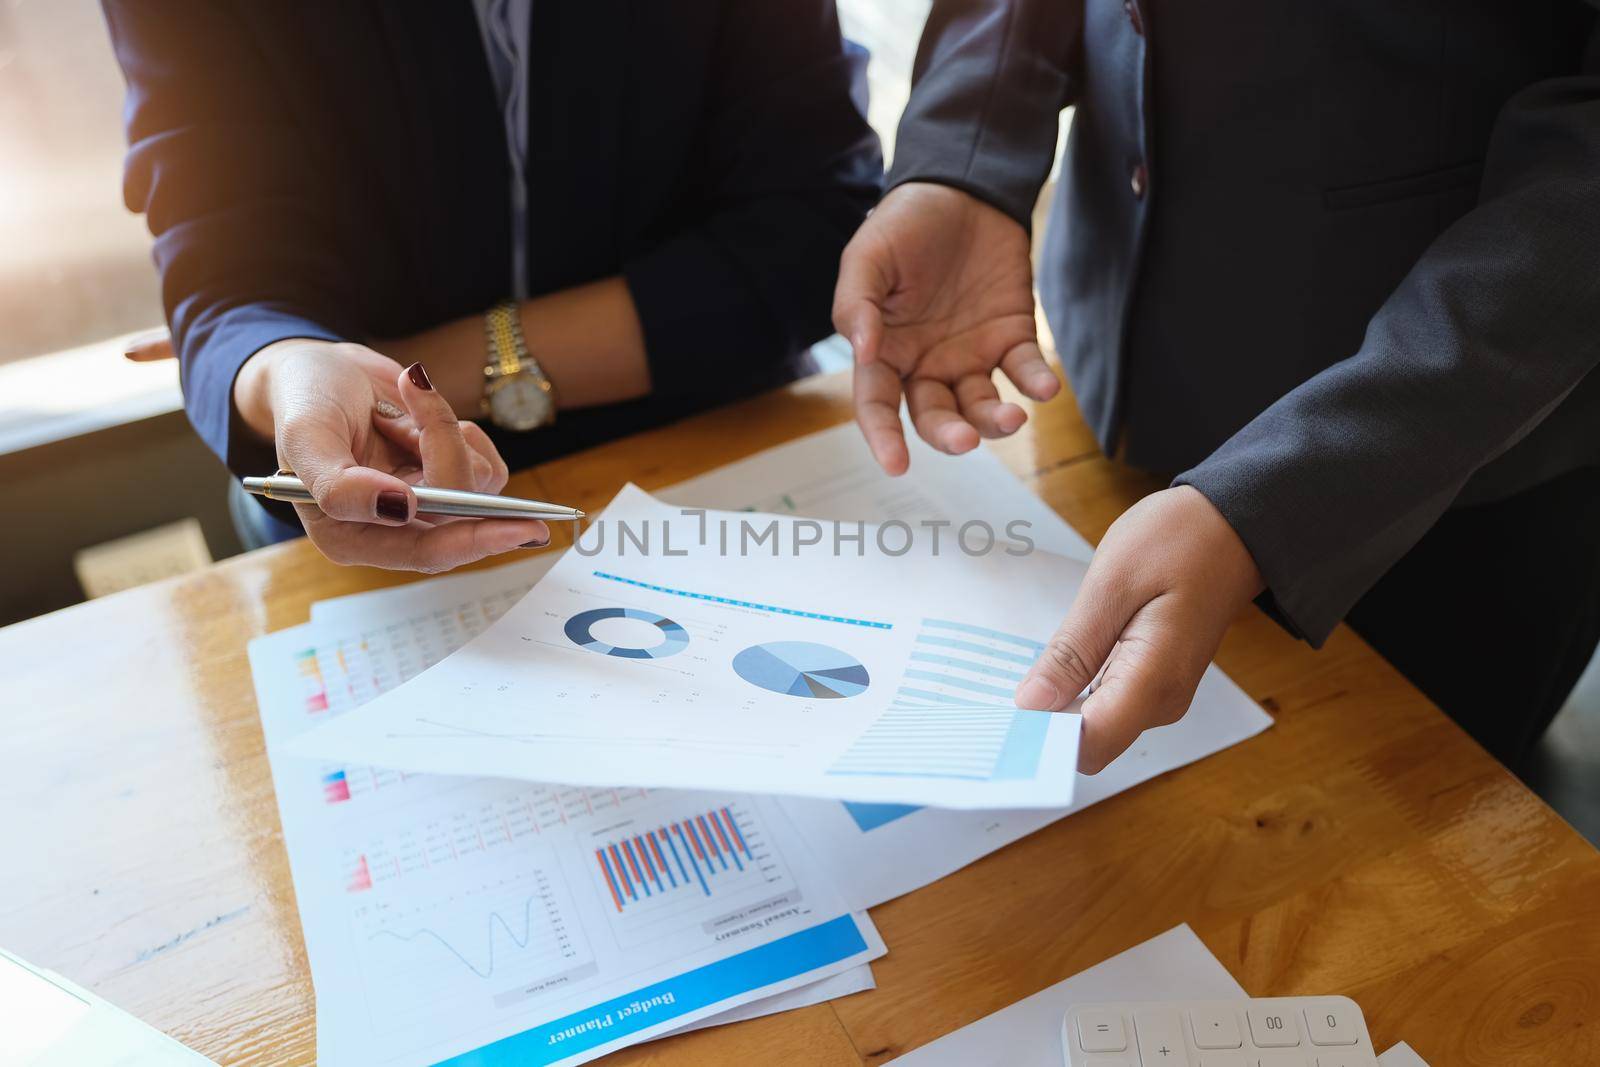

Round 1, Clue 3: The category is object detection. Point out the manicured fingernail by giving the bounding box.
[520,537,549,549]
[1015,676,1059,710]
[376,491,409,522]
[406,362,433,391]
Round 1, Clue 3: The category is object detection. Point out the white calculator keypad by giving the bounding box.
[1062,997,1376,1067]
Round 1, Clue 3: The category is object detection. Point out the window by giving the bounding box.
[0,0,162,363]
[0,0,172,448]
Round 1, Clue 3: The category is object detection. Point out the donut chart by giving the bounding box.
[732,641,870,699]
[564,607,689,659]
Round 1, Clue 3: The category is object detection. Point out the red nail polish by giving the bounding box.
[377,491,409,522]
[406,363,433,391]
[521,537,549,549]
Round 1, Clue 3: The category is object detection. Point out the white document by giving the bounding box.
[773,658,1266,905]
[892,925,1246,1065]
[664,963,873,1038]
[310,556,557,633]
[298,559,875,1045]
[304,426,1268,908]
[252,618,883,1067]
[666,425,1273,909]
[657,423,1097,564]
[886,921,1426,1067]
[777,653,1269,910]
[311,561,884,1030]
[290,485,1086,808]
[0,948,216,1066]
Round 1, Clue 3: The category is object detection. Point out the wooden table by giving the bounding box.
[3,371,1597,1066]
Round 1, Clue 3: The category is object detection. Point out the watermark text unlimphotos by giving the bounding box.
[573,509,1035,558]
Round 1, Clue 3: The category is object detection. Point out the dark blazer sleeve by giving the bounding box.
[622,0,882,399]
[103,0,353,477]
[885,0,1083,229]
[1177,11,1600,645]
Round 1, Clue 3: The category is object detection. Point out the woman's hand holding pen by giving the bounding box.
[232,340,549,571]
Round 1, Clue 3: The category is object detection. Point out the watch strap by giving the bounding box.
[484,300,552,389]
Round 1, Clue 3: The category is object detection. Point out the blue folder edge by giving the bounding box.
[434,913,868,1066]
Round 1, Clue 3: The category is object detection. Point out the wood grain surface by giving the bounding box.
[2,371,1595,1066]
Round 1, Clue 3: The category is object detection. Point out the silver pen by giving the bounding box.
[242,470,585,520]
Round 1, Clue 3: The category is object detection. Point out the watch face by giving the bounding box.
[489,374,555,431]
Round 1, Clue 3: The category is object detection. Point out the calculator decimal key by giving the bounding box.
[1189,1006,1242,1049]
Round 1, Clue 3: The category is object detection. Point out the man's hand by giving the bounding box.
[1015,486,1266,773]
[832,182,1061,475]
[234,340,547,571]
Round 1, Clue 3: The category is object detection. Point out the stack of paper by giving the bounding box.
[254,559,882,1066]
[248,426,1273,1065]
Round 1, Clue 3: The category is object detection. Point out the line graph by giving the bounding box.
[369,894,546,980]
[351,846,593,1028]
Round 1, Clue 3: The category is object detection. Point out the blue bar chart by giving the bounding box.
[587,803,795,948]
[827,617,1051,782]
[594,807,754,912]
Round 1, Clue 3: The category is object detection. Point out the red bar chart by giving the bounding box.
[593,806,760,913]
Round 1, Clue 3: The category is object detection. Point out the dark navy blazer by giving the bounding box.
[103,0,882,478]
[892,0,1600,643]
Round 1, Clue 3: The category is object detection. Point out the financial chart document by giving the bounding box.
[254,424,1269,1063]
[288,485,1086,809]
[661,426,1273,910]
[300,426,1269,911]
[252,619,883,1067]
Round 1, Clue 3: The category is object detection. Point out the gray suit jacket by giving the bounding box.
[889,0,1600,645]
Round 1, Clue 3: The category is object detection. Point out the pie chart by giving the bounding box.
[564,607,689,659]
[732,641,870,699]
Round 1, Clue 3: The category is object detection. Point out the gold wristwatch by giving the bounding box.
[482,299,557,431]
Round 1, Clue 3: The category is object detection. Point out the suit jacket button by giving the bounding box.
[1124,0,1145,36]
[1130,162,1148,199]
